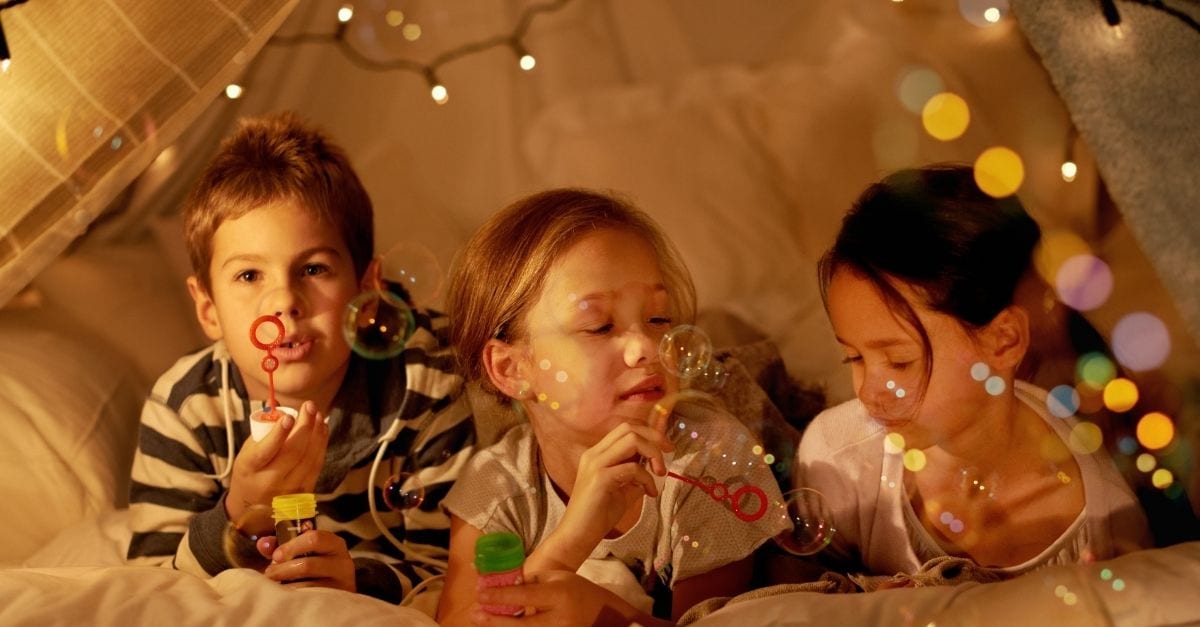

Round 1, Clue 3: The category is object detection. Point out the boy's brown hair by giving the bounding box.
[446,188,697,400]
[183,111,374,292]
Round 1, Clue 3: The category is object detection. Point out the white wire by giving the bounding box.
[202,356,235,481]
[368,417,450,570]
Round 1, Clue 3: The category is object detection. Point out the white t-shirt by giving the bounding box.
[444,401,788,610]
[794,380,1151,575]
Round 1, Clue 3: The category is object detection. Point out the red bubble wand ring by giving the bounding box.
[666,472,769,523]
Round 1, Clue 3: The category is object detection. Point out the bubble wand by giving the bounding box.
[250,314,285,413]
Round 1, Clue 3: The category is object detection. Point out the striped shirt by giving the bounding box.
[126,309,476,603]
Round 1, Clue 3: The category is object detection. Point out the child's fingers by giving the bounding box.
[586,426,672,476]
[607,462,659,498]
[245,413,295,470]
[270,529,346,564]
[270,402,320,471]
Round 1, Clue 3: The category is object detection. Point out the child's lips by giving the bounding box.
[272,337,313,361]
[620,387,665,402]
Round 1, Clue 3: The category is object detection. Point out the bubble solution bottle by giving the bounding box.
[272,493,318,545]
[475,531,526,616]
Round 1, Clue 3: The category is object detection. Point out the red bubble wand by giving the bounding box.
[250,314,285,412]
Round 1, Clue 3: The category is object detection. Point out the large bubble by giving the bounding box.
[223,504,275,570]
[774,488,835,555]
[380,242,444,308]
[659,325,713,381]
[343,289,416,360]
[383,471,425,511]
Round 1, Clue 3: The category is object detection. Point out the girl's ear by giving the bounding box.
[187,275,224,341]
[482,339,531,399]
[980,305,1030,372]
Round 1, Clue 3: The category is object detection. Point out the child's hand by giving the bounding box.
[263,529,356,592]
[225,401,330,522]
[556,422,674,557]
[470,570,645,627]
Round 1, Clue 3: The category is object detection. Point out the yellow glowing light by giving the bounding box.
[1152,468,1174,489]
[1077,352,1116,390]
[984,8,1001,23]
[973,147,1024,197]
[225,84,244,99]
[1,59,10,73]
[55,108,72,159]
[1034,230,1092,288]
[1061,160,1078,182]
[403,23,422,41]
[430,84,448,104]
[385,10,404,26]
[1136,453,1157,473]
[519,54,537,71]
[903,449,927,472]
[752,445,764,456]
[337,4,354,23]
[1137,412,1175,450]
[921,92,970,141]
[1102,378,1139,412]
[536,392,547,402]
[1068,422,1103,455]
[885,433,906,454]
[550,401,560,410]
[763,454,776,464]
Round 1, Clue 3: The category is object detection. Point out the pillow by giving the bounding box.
[0,308,144,565]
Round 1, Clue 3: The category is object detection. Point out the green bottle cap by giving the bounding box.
[474,531,525,574]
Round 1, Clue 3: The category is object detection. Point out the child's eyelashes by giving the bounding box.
[649,316,673,327]
[234,269,261,283]
[301,263,330,277]
[584,323,614,336]
[841,355,862,365]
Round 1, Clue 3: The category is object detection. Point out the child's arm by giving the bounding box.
[670,554,755,621]
[435,514,487,626]
[472,570,674,626]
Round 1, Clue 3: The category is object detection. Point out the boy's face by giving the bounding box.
[187,199,363,411]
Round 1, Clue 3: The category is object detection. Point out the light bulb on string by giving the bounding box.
[512,39,536,71]
[1,13,11,73]
[1061,124,1078,183]
[337,4,354,23]
[1061,161,1078,183]
[225,84,244,99]
[426,69,448,105]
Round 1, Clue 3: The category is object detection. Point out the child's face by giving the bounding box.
[516,228,679,451]
[826,268,989,449]
[188,199,362,410]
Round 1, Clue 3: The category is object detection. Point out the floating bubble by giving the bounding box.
[1112,312,1171,372]
[380,241,444,307]
[774,488,835,556]
[223,504,275,570]
[690,358,730,392]
[1055,254,1113,311]
[659,325,713,381]
[343,290,415,360]
[896,66,945,114]
[974,146,1024,198]
[1047,384,1080,418]
[383,471,425,511]
[1103,378,1139,413]
[1137,412,1174,450]
[922,92,970,141]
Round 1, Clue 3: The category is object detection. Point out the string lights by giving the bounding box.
[263,0,572,105]
[1098,0,1200,35]
[0,0,32,74]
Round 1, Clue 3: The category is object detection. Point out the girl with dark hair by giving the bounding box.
[795,165,1150,577]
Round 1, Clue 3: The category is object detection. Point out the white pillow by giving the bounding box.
[0,308,144,565]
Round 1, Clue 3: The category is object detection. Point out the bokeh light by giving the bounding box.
[903,448,927,472]
[774,488,836,555]
[1102,378,1139,412]
[1061,160,1078,182]
[1076,352,1116,390]
[1047,384,1080,418]
[1112,312,1171,372]
[1136,412,1175,450]
[970,362,990,382]
[1034,230,1092,288]
[885,432,906,454]
[959,0,1009,27]
[921,92,970,141]
[1151,468,1174,489]
[1068,421,1104,455]
[984,375,1006,396]
[1055,254,1113,311]
[1136,453,1157,473]
[973,146,1024,197]
[896,66,945,114]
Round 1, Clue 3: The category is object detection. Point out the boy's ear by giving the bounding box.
[360,257,383,293]
[482,339,531,399]
[186,275,224,341]
[980,305,1030,372]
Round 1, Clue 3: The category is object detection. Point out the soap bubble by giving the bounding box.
[223,504,275,570]
[382,471,425,511]
[380,242,444,308]
[343,289,415,359]
[689,358,730,392]
[660,325,713,381]
[774,488,836,555]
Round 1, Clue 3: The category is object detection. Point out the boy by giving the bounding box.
[126,112,475,603]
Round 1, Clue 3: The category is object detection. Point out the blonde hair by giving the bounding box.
[183,111,374,292]
[446,188,696,399]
